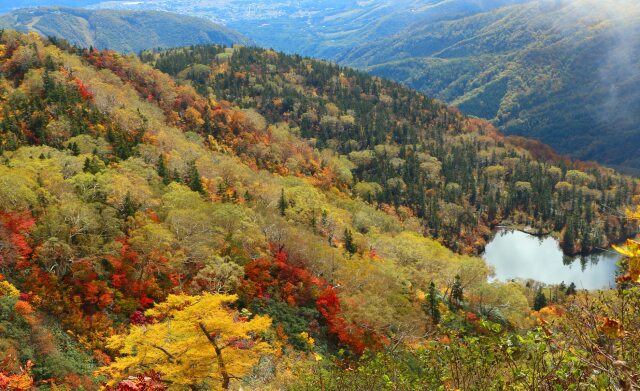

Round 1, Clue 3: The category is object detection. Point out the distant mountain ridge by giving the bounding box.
[0,7,250,53]
[34,0,528,58]
[0,0,99,13]
[338,0,640,171]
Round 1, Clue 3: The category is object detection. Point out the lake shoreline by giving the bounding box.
[482,228,621,290]
[486,223,634,257]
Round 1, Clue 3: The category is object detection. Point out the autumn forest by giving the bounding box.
[0,26,639,391]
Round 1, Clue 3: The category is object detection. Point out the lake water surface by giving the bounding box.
[482,229,621,289]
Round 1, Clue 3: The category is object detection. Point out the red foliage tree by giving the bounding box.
[75,78,94,101]
[241,248,321,307]
[18,235,169,348]
[315,287,366,355]
[240,246,371,355]
[0,211,35,269]
[106,372,166,391]
[105,237,168,312]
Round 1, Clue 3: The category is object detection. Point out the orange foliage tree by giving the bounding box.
[0,360,34,391]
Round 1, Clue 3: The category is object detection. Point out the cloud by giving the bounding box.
[536,0,640,20]
[549,0,640,139]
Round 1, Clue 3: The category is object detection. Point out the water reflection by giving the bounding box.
[482,229,620,289]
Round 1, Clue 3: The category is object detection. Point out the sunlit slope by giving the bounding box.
[1,29,638,390]
[144,43,637,255]
[0,30,506,387]
[29,0,528,58]
[339,0,640,170]
[0,7,250,53]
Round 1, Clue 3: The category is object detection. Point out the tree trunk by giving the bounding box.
[199,323,231,390]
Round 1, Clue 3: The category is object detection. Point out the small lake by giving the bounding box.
[482,229,621,290]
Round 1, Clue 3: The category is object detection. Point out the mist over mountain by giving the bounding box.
[339,0,640,171]
[0,7,250,53]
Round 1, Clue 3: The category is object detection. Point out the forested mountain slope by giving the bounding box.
[0,7,249,53]
[0,29,484,388]
[143,44,637,255]
[8,0,639,174]
[57,0,529,58]
[0,30,639,390]
[338,0,640,171]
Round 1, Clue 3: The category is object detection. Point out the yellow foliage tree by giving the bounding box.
[612,208,640,283]
[0,280,20,298]
[101,293,273,390]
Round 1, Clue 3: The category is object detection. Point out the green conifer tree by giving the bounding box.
[278,189,288,216]
[534,288,548,311]
[188,162,205,194]
[451,274,464,308]
[425,282,441,325]
[157,155,170,185]
[121,191,137,218]
[344,228,357,255]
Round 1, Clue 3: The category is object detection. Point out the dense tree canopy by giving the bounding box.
[142,44,638,255]
[0,30,637,390]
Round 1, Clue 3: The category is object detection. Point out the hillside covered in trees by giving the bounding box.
[0,30,639,390]
[338,0,640,171]
[143,44,638,255]
[0,7,249,53]
[8,1,640,174]
[7,0,639,173]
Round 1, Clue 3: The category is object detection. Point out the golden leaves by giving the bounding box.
[625,207,640,222]
[0,360,34,391]
[299,331,315,349]
[613,240,640,283]
[100,293,274,390]
[0,280,20,298]
[599,317,625,338]
[613,208,640,283]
